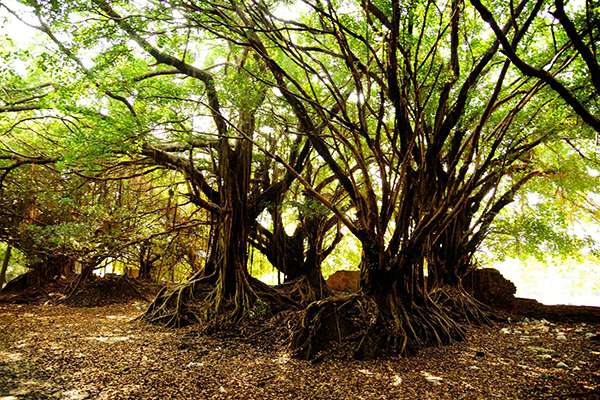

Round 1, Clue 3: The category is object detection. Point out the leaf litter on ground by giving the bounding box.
[0,301,599,399]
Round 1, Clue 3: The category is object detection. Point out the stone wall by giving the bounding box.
[463,268,517,307]
[464,267,600,323]
[326,270,360,293]
[508,298,600,323]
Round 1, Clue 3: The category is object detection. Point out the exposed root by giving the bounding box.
[430,285,494,326]
[374,291,466,358]
[290,294,367,359]
[140,274,211,328]
[64,268,93,300]
[277,275,334,307]
[290,293,466,360]
[140,272,298,330]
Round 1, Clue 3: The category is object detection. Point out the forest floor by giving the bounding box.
[1,294,600,399]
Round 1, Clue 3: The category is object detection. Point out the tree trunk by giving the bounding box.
[254,193,339,305]
[137,240,158,280]
[142,111,297,327]
[0,245,12,293]
[211,135,256,311]
[426,216,493,325]
[292,233,466,359]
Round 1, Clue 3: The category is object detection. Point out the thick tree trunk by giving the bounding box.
[142,137,256,325]
[256,197,338,305]
[210,112,272,317]
[142,113,297,327]
[136,240,158,280]
[292,238,465,359]
[278,255,333,306]
[359,236,387,296]
[364,253,466,356]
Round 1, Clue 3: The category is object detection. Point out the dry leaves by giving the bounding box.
[1,303,599,399]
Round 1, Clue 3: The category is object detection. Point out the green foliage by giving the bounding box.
[1,0,600,300]
[244,298,268,318]
[322,232,361,277]
[488,202,596,262]
[285,198,330,221]
[0,243,27,283]
[486,130,600,263]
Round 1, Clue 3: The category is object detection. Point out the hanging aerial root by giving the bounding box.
[290,293,466,360]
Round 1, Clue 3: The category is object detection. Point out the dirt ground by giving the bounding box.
[1,301,600,400]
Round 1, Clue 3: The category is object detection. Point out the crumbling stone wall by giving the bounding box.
[463,268,517,307]
[463,267,600,322]
[508,298,600,323]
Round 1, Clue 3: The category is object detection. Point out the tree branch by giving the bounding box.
[94,0,228,136]
[470,0,600,132]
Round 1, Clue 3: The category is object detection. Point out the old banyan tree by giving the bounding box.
[1,0,598,359]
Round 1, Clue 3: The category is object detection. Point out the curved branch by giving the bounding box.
[0,155,59,187]
[0,104,44,113]
[133,68,182,82]
[141,143,219,203]
[470,0,600,132]
[552,0,600,95]
[94,0,228,135]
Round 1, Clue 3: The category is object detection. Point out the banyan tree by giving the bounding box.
[180,0,593,357]
[2,0,597,359]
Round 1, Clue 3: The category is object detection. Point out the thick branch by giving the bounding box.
[141,143,219,204]
[0,155,59,187]
[0,104,44,113]
[133,68,182,82]
[151,139,219,152]
[470,0,600,132]
[94,0,228,135]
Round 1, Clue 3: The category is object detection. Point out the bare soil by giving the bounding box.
[1,300,600,399]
